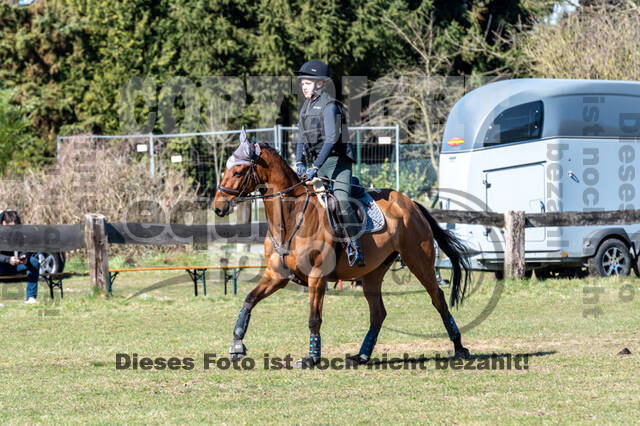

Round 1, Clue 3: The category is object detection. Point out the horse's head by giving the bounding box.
[212,127,262,217]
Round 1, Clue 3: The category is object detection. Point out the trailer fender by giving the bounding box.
[582,228,631,257]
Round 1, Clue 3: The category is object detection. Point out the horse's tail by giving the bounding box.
[414,202,471,308]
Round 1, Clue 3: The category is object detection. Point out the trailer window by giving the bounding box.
[484,101,543,146]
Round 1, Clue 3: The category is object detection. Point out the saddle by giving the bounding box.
[311,176,386,241]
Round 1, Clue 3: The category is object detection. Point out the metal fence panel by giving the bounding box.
[58,127,437,202]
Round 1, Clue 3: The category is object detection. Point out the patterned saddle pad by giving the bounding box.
[312,177,386,238]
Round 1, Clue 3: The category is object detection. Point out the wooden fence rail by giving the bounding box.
[0,222,269,251]
[428,209,640,227]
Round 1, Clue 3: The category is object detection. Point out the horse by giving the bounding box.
[212,131,471,367]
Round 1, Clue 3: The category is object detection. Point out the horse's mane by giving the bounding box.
[258,143,300,183]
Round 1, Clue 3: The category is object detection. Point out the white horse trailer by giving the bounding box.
[436,79,640,278]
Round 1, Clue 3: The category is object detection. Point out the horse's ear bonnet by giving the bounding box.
[226,126,262,170]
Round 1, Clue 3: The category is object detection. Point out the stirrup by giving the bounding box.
[347,242,366,267]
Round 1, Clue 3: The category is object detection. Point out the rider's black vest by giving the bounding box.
[300,91,356,163]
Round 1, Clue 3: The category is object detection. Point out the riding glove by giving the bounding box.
[305,166,318,180]
[296,162,306,178]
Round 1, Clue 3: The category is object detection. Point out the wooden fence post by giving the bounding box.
[85,214,109,295]
[504,210,525,279]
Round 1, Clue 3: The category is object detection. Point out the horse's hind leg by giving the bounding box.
[400,240,470,358]
[348,264,391,364]
[229,269,288,361]
[294,273,328,369]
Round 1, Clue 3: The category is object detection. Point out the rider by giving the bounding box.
[294,59,365,267]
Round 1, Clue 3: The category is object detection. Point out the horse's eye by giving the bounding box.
[233,171,243,177]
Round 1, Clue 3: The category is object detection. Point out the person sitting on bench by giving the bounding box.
[0,210,40,304]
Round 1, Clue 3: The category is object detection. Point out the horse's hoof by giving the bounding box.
[229,352,245,361]
[454,347,470,359]
[345,354,369,366]
[229,339,247,361]
[294,355,320,369]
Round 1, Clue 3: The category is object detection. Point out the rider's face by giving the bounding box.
[300,79,322,99]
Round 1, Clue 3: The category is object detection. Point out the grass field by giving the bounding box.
[1,252,639,424]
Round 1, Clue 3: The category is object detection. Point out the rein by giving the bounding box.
[268,184,310,267]
[315,176,372,191]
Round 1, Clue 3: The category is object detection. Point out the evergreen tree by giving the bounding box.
[0,0,554,175]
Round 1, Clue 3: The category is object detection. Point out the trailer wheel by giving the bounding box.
[587,239,631,277]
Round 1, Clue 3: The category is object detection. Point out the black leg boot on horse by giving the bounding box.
[229,302,251,361]
[403,202,471,359]
[229,271,289,361]
[348,201,471,365]
[346,264,389,365]
[295,276,327,368]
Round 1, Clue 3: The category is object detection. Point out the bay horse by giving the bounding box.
[212,133,471,367]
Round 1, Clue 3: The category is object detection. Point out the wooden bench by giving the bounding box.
[0,272,69,299]
[106,265,267,296]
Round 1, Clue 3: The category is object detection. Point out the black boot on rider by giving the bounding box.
[348,239,366,267]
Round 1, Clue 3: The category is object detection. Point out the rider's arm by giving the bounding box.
[295,130,304,165]
[0,253,11,264]
[296,142,304,166]
[295,103,305,165]
[312,102,340,169]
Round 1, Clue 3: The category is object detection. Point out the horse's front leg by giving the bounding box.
[295,274,327,368]
[229,269,288,361]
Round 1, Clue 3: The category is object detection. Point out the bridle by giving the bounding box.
[216,162,259,204]
[216,160,309,203]
[215,152,311,269]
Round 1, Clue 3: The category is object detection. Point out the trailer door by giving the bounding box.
[485,163,546,242]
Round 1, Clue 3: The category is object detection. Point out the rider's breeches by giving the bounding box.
[318,155,362,247]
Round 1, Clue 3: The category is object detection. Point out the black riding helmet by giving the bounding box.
[295,60,330,80]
